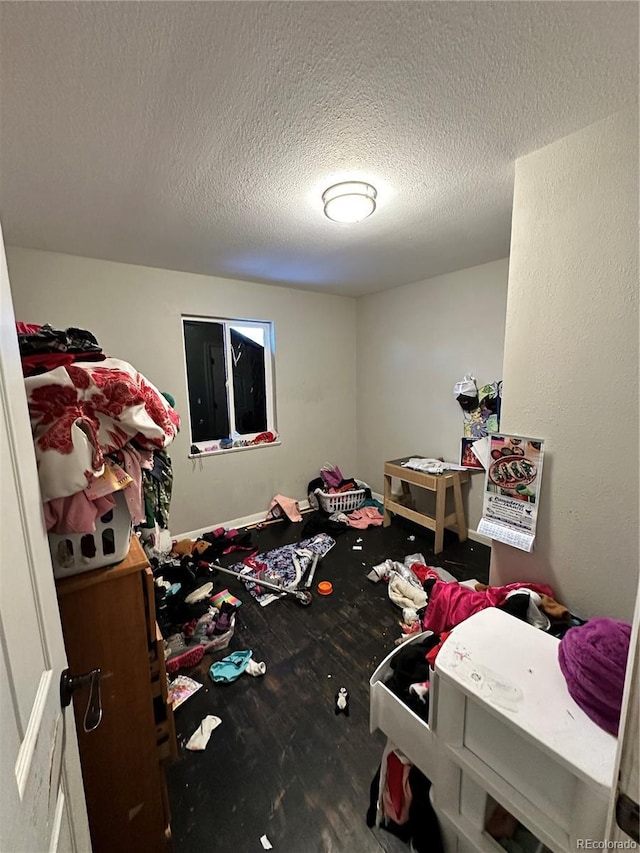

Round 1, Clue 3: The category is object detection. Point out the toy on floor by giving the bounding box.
[335,686,350,716]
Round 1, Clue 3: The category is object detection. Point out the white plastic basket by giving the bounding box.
[316,487,366,514]
[49,490,133,579]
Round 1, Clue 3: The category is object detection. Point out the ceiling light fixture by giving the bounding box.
[322,181,377,223]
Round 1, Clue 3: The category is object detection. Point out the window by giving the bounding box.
[182,316,276,451]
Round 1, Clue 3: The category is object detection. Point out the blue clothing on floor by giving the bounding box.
[209,650,253,683]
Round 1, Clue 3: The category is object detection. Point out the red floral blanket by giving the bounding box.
[25,358,180,501]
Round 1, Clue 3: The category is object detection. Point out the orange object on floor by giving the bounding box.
[317,581,333,595]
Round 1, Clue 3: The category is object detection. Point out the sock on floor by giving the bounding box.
[185,715,222,750]
[245,659,266,677]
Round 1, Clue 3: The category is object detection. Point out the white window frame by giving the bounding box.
[182,315,278,456]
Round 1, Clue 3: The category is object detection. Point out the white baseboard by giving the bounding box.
[468,529,492,547]
[175,499,311,542]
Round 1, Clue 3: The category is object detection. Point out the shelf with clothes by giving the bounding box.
[16,321,180,575]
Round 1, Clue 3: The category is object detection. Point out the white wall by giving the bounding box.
[6,248,357,535]
[491,108,639,621]
[356,259,509,535]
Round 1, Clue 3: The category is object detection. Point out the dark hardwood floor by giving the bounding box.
[166,515,490,853]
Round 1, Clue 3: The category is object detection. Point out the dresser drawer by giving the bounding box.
[463,699,574,831]
[369,632,437,780]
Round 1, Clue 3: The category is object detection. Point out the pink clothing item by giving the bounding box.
[44,492,116,534]
[265,494,303,522]
[118,444,147,525]
[320,465,344,489]
[423,580,555,634]
[382,751,413,825]
[15,321,42,334]
[346,507,383,529]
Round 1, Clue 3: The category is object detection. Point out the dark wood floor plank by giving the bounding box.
[166,515,490,852]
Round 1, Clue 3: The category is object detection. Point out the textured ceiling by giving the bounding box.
[0,2,637,297]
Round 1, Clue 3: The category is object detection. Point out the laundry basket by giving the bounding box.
[316,487,366,514]
[49,490,133,579]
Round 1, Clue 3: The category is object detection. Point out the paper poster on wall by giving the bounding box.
[463,381,503,438]
[460,438,484,470]
[477,434,545,552]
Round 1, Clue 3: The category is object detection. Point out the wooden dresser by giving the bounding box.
[56,535,176,853]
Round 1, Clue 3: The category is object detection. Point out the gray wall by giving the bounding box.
[355,259,509,535]
[491,108,639,621]
[7,248,357,535]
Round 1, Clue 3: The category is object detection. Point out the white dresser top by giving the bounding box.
[435,607,617,790]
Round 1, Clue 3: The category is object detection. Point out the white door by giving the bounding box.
[0,226,91,852]
[606,577,640,845]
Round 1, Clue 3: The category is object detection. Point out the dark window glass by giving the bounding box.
[231,328,267,435]
[184,321,230,441]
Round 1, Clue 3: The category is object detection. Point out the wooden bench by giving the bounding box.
[383,458,469,554]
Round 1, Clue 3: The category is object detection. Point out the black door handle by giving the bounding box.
[60,668,102,732]
[616,792,639,843]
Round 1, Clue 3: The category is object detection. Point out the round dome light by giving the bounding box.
[322,181,377,223]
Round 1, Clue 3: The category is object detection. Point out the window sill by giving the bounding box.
[188,440,281,460]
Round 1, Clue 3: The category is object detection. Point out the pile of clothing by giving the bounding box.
[369,553,575,645]
[366,742,444,853]
[149,528,256,670]
[17,322,105,376]
[305,463,384,532]
[18,323,180,536]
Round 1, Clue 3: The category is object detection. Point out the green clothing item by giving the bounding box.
[142,450,173,529]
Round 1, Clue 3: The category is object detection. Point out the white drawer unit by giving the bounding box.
[369,631,438,781]
[369,608,618,853]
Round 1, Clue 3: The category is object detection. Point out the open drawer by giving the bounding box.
[369,631,438,780]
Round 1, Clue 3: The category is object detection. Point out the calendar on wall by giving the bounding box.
[477,433,545,552]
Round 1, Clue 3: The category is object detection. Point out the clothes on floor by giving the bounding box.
[422,579,557,634]
[185,715,222,751]
[474,582,569,621]
[198,527,254,559]
[229,533,336,606]
[367,554,457,587]
[366,745,444,853]
[388,574,428,611]
[209,650,266,683]
[345,506,384,529]
[265,494,303,522]
[300,510,349,538]
[504,589,550,631]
